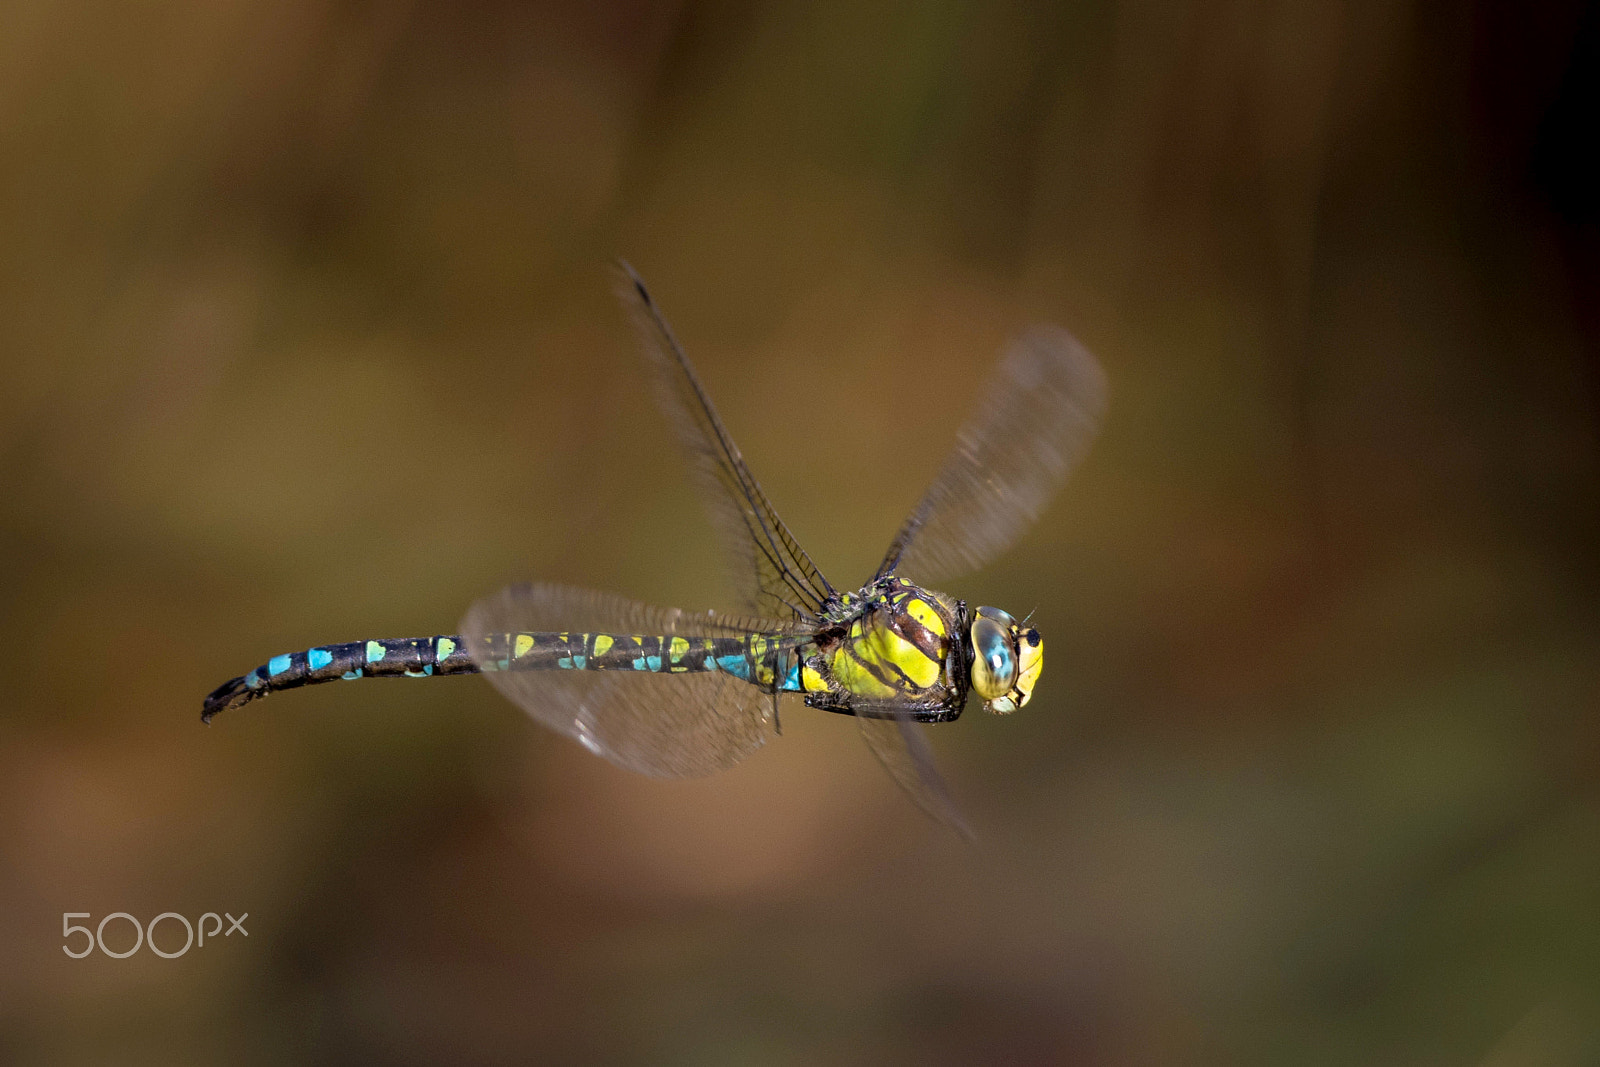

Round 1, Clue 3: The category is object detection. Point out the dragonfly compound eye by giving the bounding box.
[970,609,1019,706]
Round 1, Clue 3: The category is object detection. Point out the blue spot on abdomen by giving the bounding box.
[308,648,332,671]
[268,654,291,677]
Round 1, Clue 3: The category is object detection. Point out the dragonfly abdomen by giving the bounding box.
[481,630,807,693]
[475,631,757,675]
[202,630,796,723]
[202,636,478,721]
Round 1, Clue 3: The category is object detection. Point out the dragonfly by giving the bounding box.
[203,264,1106,834]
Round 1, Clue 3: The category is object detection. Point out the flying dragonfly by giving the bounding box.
[203,264,1107,834]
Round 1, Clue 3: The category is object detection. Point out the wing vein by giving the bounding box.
[617,262,834,618]
[876,326,1107,585]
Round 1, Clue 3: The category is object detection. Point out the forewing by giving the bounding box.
[877,326,1107,584]
[462,583,798,778]
[856,712,974,840]
[616,262,833,619]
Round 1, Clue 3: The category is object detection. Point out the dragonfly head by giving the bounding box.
[970,606,1043,714]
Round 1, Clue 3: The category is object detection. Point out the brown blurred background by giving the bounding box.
[3,0,1599,1062]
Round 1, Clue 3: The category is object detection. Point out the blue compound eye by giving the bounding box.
[970,615,1018,700]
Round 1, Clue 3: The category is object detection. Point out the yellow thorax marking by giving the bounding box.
[801,664,828,692]
[829,646,897,699]
[848,614,940,689]
[904,597,946,637]
[866,624,941,688]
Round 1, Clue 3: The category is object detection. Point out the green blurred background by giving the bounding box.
[4,0,1599,1062]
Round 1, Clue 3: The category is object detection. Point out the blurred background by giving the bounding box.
[3,0,1598,1061]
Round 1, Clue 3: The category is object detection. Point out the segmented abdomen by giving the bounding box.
[202,630,801,722]
[474,630,794,686]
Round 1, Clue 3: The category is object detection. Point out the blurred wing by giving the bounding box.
[617,262,834,620]
[462,583,799,778]
[856,712,974,840]
[877,326,1107,584]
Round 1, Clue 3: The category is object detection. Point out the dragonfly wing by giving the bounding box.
[856,711,974,840]
[877,326,1107,585]
[616,262,834,620]
[462,583,798,779]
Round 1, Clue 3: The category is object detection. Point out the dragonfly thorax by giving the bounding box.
[800,576,970,722]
